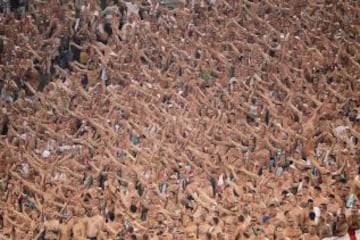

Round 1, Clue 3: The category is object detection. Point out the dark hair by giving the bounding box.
[339,178,347,184]
[81,74,88,89]
[142,234,149,240]
[108,211,115,221]
[104,22,113,36]
[75,118,82,130]
[309,211,316,220]
[314,186,322,192]
[243,232,250,238]
[128,226,134,233]
[130,204,137,213]
[99,174,106,190]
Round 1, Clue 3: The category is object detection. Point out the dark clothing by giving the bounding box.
[38,71,50,91]
[141,209,148,221]
[130,204,137,213]
[10,0,21,11]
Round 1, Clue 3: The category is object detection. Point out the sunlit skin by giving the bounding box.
[1,1,360,240]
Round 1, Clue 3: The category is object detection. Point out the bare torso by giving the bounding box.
[72,217,87,240]
[86,215,104,238]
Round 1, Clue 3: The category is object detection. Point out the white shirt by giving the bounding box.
[125,2,139,16]
[313,206,320,224]
[42,150,51,158]
[333,125,349,138]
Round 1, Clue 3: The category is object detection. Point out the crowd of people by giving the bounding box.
[1,0,360,239]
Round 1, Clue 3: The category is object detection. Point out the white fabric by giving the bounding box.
[250,105,257,115]
[42,150,51,158]
[21,163,29,176]
[297,181,303,193]
[316,146,322,158]
[229,77,237,91]
[229,77,237,84]
[5,95,14,103]
[312,206,320,224]
[97,23,104,34]
[333,125,349,138]
[217,174,224,186]
[314,206,321,217]
[208,0,216,5]
[125,2,139,16]
[74,18,80,32]
[59,145,71,152]
[20,133,27,140]
[54,172,67,181]
[101,68,108,83]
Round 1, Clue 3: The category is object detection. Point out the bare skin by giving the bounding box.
[1,1,360,240]
[72,209,88,240]
[86,207,116,239]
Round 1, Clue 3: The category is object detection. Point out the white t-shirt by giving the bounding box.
[101,68,108,83]
[125,2,139,16]
[313,206,320,224]
[333,125,349,138]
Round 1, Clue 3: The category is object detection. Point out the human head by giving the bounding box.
[314,186,322,196]
[309,224,317,234]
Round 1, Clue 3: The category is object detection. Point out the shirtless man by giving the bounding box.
[2,1,360,240]
[284,216,302,239]
[302,224,320,240]
[43,218,61,240]
[347,201,360,231]
[86,206,116,240]
[59,216,73,240]
[72,207,88,240]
